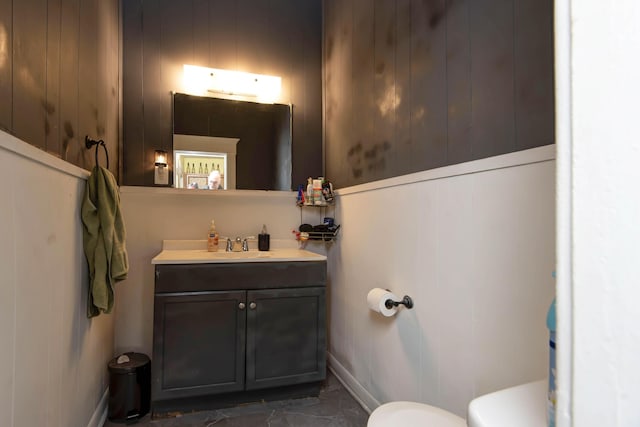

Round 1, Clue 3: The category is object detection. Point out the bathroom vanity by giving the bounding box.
[151,241,327,416]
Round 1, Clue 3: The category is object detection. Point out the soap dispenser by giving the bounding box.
[258,224,270,251]
[207,220,219,252]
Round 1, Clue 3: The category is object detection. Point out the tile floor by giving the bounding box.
[104,372,370,427]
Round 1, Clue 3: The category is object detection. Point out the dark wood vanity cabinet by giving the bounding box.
[152,290,247,401]
[152,261,326,407]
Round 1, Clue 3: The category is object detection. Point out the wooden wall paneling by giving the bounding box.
[394,0,412,177]
[158,0,193,185]
[514,0,554,150]
[274,0,321,187]
[0,0,12,132]
[468,0,515,159]
[141,0,164,185]
[12,0,48,149]
[98,0,119,174]
[445,0,473,165]
[78,0,100,170]
[270,0,298,185]
[45,0,62,157]
[59,0,80,165]
[209,0,238,70]
[122,0,144,184]
[192,0,210,67]
[262,1,291,188]
[324,0,354,189]
[95,0,109,170]
[301,0,323,186]
[323,0,340,186]
[236,0,269,74]
[372,0,397,180]
[408,0,448,173]
[121,0,322,187]
[323,0,553,189]
[269,0,292,101]
[107,0,121,174]
[350,0,375,185]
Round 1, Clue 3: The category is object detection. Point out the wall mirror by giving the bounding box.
[173,93,292,191]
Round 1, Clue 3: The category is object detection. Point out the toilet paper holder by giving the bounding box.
[384,294,414,310]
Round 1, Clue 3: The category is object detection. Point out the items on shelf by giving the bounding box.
[297,177,334,206]
[293,218,340,243]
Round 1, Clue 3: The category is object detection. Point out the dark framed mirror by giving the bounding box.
[172,93,293,191]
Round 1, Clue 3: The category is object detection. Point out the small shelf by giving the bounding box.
[305,226,341,242]
[295,225,341,244]
[296,194,338,245]
[296,201,334,208]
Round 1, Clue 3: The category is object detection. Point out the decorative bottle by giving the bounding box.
[306,177,314,205]
[207,220,219,252]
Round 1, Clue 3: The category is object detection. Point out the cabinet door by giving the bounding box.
[245,287,326,390]
[152,291,246,401]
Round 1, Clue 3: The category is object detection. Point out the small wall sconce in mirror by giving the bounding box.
[154,150,169,185]
[182,64,281,103]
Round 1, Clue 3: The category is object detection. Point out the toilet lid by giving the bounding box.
[368,401,467,427]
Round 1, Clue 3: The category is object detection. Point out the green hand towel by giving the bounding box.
[81,166,129,318]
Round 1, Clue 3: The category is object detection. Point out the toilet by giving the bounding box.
[367,379,546,427]
[367,401,466,427]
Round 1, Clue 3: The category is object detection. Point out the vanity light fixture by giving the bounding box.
[155,150,168,167]
[154,150,169,185]
[183,64,281,103]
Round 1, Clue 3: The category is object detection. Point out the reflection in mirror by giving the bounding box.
[172,93,292,191]
[173,135,239,190]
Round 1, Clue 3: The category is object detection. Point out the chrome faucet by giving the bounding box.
[227,236,255,252]
[227,237,242,252]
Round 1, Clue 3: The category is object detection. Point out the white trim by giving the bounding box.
[0,130,91,180]
[328,352,379,414]
[554,1,573,426]
[336,145,555,196]
[89,388,109,427]
[119,185,296,199]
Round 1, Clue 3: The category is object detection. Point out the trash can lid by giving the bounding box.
[108,352,150,373]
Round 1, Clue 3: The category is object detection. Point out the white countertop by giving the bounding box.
[152,240,326,264]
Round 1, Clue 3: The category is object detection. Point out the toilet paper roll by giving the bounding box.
[367,288,398,317]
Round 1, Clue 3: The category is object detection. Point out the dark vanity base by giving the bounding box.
[151,381,322,419]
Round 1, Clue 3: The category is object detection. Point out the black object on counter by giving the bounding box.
[259,224,270,251]
[259,234,270,251]
[107,352,151,423]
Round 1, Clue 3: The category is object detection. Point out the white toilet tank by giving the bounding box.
[467,379,547,427]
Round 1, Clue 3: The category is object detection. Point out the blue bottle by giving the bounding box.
[546,273,557,427]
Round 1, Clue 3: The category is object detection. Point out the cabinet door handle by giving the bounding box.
[238,302,246,310]
[249,302,257,310]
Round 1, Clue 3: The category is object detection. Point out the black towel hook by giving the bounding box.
[85,136,109,169]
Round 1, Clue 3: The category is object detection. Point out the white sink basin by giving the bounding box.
[152,242,326,264]
[206,250,271,259]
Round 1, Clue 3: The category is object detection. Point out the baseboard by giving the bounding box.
[327,352,380,414]
[87,387,109,427]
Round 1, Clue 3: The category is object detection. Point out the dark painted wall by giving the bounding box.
[0,0,120,175]
[122,0,323,188]
[324,0,554,188]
